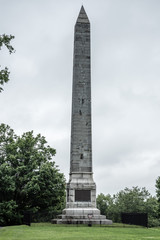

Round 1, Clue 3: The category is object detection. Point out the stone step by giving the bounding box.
[54,219,112,225]
[60,214,106,220]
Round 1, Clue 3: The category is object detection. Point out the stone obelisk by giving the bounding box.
[57,6,112,224]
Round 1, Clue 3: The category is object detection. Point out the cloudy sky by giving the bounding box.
[1,0,160,196]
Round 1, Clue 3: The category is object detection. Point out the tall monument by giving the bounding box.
[57,6,112,224]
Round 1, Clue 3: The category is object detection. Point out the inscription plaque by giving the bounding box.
[75,190,91,202]
[67,189,69,202]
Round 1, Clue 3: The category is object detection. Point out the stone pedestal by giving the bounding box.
[55,172,112,225]
[66,173,96,208]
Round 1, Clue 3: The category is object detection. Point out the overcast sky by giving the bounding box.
[1,0,160,196]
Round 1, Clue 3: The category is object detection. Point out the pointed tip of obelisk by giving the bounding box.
[76,5,90,23]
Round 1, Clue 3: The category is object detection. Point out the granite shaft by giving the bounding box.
[70,9,92,173]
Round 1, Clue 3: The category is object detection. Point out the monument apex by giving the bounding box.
[76,5,90,23]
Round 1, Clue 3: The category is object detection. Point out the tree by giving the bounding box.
[0,124,66,225]
[145,196,159,227]
[114,187,150,213]
[96,193,114,219]
[97,193,109,215]
[97,186,160,227]
[0,34,15,92]
[156,177,160,216]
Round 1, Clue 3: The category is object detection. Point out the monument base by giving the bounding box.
[51,173,112,225]
[52,208,112,225]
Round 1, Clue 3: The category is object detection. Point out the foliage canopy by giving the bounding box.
[97,186,160,227]
[0,124,66,225]
[156,176,160,216]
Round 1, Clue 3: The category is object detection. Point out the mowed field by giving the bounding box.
[0,223,160,240]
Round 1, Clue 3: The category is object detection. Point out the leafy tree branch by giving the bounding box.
[0,34,15,92]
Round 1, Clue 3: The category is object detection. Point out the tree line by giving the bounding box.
[97,184,160,227]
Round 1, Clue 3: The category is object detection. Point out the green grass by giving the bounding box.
[0,223,160,240]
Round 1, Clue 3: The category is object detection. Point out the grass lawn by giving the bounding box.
[0,223,160,240]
